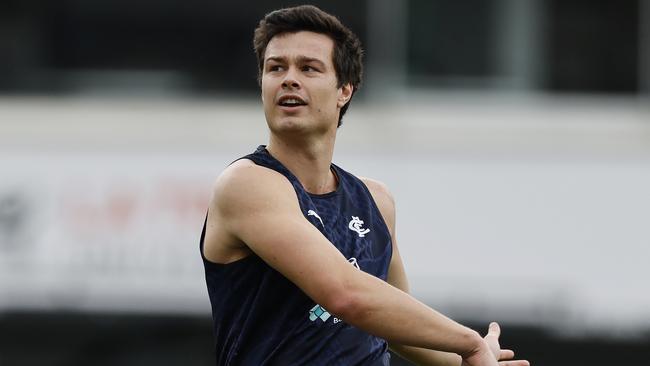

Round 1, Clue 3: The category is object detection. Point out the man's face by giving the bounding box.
[261,31,351,134]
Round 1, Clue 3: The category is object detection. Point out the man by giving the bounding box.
[200,5,530,366]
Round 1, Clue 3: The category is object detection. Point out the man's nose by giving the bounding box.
[281,67,301,89]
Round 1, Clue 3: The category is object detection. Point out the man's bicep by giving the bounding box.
[240,211,353,295]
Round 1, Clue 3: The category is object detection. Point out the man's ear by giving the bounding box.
[337,83,354,108]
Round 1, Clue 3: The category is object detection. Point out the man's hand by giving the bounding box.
[461,322,530,366]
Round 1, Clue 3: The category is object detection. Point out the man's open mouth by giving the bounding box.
[278,95,307,107]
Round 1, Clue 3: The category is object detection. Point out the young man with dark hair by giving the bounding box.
[200,5,530,365]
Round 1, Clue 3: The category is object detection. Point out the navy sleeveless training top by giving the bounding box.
[200,145,393,365]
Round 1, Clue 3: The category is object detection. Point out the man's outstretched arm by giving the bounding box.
[208,161,497,366]
[361,177,529,366]
[211,161,498,364]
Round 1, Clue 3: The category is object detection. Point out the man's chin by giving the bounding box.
[268,117,336,137]
[268,116,311,133]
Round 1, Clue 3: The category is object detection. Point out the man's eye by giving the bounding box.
[302,66,317,72]
[268,65,283,72]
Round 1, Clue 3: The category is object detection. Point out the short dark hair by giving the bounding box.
[253,5,363,127]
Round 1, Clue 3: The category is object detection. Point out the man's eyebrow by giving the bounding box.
[264,56,326,67]
[265,56,286,64]
[296,56,326,67]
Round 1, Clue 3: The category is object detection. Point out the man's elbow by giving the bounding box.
[323,290,367,322]
[314,268,373,321]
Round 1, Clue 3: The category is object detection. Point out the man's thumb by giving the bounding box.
[488,322,501,336]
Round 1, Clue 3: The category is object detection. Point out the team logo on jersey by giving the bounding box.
[348,216,370,237]
[307,209,324,226]
[309,304,331,322]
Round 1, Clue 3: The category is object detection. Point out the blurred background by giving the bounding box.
[1,0,649,365]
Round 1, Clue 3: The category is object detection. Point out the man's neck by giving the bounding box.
[266,132,337,195]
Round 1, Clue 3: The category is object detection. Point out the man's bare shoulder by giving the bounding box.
[218,158,278,184]
[358,176,395,230]
[203,158,301,263]
[211,159,296,215]
[358,177,395,206]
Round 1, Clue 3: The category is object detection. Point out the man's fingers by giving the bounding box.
[499,349,515,360]
[488,321,501,337]
[498,360,530,366]
[489,324,528,366]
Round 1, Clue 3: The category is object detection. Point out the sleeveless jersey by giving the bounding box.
[200,145,393,365]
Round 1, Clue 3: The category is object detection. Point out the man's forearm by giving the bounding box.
[333,269,483,357]
[390,343,462,366]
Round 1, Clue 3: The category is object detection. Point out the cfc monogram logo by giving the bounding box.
[348,216,370,237]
